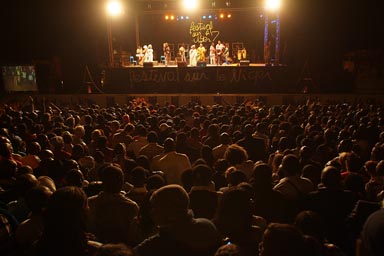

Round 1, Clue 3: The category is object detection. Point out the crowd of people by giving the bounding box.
[1,97,384,256]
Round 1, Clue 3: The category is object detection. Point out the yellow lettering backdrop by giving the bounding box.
[189,21,220,43]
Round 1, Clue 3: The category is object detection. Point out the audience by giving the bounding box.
[2,98,384,255]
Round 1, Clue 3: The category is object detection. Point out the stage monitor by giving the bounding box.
[143,62,154,68]
[197,61,207,67]
[177,61,188,68]
[2,66,38,92]
[239,60,250,67]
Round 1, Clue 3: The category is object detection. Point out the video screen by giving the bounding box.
[2,66,38,92]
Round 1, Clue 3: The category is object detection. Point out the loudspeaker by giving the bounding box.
[197,61,207,67]
[143,62,153,68]
[177,61,188,68]
[240,60,250,66]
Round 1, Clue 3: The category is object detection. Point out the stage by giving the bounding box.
[103,63,301,94]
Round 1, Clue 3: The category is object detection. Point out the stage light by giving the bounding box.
[180,16,184,20]
[208,15,212,19]
[170,15,175,20]
[220,13,224,19]
[182,0,199,11]
[186,16,190,19]
[265,0,282,11]
[227,14,231,18]
[225,1,231,7]
[106,0,123,17]
[165,15,169,20]
[202,15,206,19]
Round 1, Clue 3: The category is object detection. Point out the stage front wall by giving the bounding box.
[104,66,299,94]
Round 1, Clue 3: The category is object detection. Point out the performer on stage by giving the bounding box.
[223,43,229,64]
[197,43,206,62]
[237,49,242,62]
[189,45,197,67]
[242,47,247,60]
[146,44,154,62]
[179,44,186,62]
[163,42,171,66]
[216,40,224,65]
[209,42,216,65]
[264,40,271,65]
[136,45,144,65]
[143,45,148,62]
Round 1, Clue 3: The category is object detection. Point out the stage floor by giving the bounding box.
[122,63,271,68]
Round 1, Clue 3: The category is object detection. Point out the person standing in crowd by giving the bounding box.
[87,165,139,245]
[153,138,191,185]
[134,185,219,256]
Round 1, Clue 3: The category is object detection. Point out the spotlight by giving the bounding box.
[225,1,231,7]
[182,0,199,11]
[208,15,212,19]
[186,16,190,19]
[265,0,282,11]
[106,0,123,17]
[165,15,169,20]
[203,15,206,19]
[220,13,224,19]
[227,14,231,18]
[181,16,184,20]
[170,15,175,20]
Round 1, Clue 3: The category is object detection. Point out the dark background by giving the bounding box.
[0,0,383,93]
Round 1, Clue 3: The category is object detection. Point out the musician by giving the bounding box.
[197,43,206,62]
[189,45,197,67]
[179,44,186,63]
[146,44,154,62]
[216,40,225,65]
[264,40,271,65]
[136,45,144,65]
[237,47,247,62]
[223,43,229,64]
[143,45,148,63]
[163,42,171,66]
[242,48,247,60]
[209,42,216,65]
